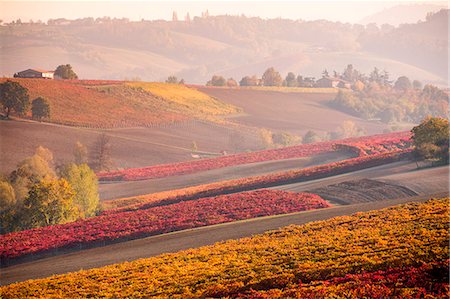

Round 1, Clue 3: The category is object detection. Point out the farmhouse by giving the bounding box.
[316,76,351,89]
[14,69,54,79]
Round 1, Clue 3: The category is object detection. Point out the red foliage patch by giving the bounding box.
[0,190,328,261]
[98,131,412,181]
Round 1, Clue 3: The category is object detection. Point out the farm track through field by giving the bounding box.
[2,193,445,285]
[99,151,353,200]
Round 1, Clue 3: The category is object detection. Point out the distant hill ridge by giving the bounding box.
[0,10,447,84]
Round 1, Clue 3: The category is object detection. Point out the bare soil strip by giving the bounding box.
[377,165,449,195]
[99,151,353,200]
[198,87,388,135]
[2,194,444,285]
[309,179,418,205]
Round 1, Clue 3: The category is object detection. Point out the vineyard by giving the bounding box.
[105,149,411,210]
[0,190,328,262]
[2,198,447,298]
[1,79,241,128]
[98,131,412,181]
[2,79,187,127]
[127,82,241,116]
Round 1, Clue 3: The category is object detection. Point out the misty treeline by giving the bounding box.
[0,134,113,234]
[4,9,447,81]
[329,66,448,124]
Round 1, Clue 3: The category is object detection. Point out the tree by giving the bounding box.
[329,120,366,139]
[60,163,99,218]
[9,148,56,201]
[394,76,412,91]
[31,97,51,120]
[262,67,283,86]
[411,117,449,165]
[0,180,18,234]
[23,178,78,228]
[206,75,226,86]
[296,75,305,87]
[412,80,422,90]
[260,128,274,148]
[272,132,302,147]
[226,78,238,87]
[73,141,88,165]
[165,75,178,84]
[91,133,113,171]
[303,130,322,144]
[0,80,30,118]
[0,181,15,212]
[191,141,198,152]
[285,72,297,87]
[54,64,78,79]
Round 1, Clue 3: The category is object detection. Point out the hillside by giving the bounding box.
[0,12,447,84]
[0,119,262,174]
[198,87,394,135]
[2,198,447,297]
[359,3,447,26]
[0,79,240,127]
[359,9,448,80]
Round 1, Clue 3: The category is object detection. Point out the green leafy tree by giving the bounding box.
[0,180,15,210]
[411,117,449,165]
[23,178,78,228]
[272,132,302,147]
[303,130,322,144]
[9,149,56,201]
[0,180,18,234]
[60,163,99,218]
[206,75,226,86]
[329,120,366,140]
[412,80,422,90]
[260,128,274,148]
[54,64,78,79]
[285,72,297,87]
[166,75,178,84]
[31,97,51,120]
[394,76,412,91]
[0,80,30,118]
[262,67,283,86]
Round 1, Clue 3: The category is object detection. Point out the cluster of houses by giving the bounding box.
[13,69,56,79]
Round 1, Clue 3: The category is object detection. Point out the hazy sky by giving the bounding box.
[0,0,447,23]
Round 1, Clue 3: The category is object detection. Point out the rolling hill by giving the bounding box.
[1,11,447,84]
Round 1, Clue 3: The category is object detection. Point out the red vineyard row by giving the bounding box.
[106,148,412,213]
[0,190,328,262]
[98,131,412,181]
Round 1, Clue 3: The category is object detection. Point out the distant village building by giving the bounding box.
[316,76,351,89]
[14,69,54,79]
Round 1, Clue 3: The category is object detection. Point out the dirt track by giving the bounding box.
[2,194,443,285]
[99,151,354,200]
